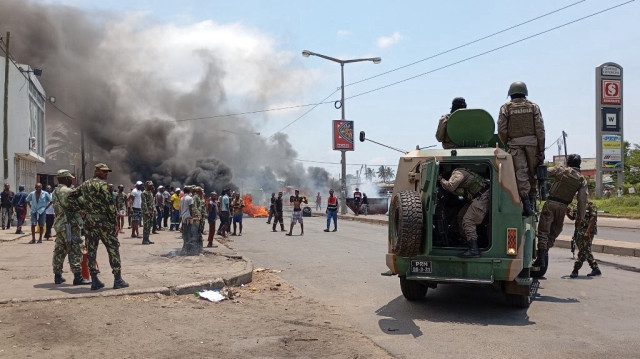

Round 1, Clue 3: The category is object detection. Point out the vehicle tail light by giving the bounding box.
[506,228,517,256]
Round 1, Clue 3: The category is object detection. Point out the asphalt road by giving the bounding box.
[561,225,640,244]
[232,217,640,359]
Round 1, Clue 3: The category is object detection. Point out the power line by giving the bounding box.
[270,88,339,137]
[346,0,635,101]
[296,158,398,167]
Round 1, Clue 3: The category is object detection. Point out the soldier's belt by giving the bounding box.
[547,196,571,205]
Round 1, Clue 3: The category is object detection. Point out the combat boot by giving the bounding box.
[458,240,480,258]
[73,272,91,285]
[521,197,534,216]
[533,249,547,268]
[113,273,129,289]
[91,274,105,290]
[54,273,66,284]
[142,237,154,245]
[570,269,579,278]
[587,268,602,277]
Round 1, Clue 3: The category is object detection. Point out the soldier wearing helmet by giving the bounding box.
[498,81,545,216]
[436,97,467,149]
[535,154,587,270]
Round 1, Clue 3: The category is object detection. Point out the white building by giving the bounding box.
[0,56,47,192]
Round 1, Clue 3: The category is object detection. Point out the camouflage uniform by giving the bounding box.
[497,98,545,198]
[51,184,83,275]
[141,187,155,242]
[197,189,207,234]
[68,177,122,275]
[115,191,127,217]
[537,166,588,251]
[435,114,456,149]
[439,169,490,242]
[568,201,599,271]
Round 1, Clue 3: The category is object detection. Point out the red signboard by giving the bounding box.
[333,120,354,151]
[602,79,621,105]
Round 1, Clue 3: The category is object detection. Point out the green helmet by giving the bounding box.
[508,81,528,97]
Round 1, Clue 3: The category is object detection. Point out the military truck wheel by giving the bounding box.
[389,191,423,257]
[506,293,531,308]
[399,276,427,301]
[530,252,549,278]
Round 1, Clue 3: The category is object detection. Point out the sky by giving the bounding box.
[35,0,640,180]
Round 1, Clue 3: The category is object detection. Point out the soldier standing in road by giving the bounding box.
[266,192,276,224]
[141,181,156,245]
[51,169,91,285]
[535,154,588,270]
[286,190,307,236]
[435,97,467,149]
[498,82,545,216]
[67,163,129,290]
[272,192,285,232]
[197,187,207,235]
[568,200,601,278]
[1,183,14,230]
[438,168,490,258]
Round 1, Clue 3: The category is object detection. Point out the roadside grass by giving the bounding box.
[591,196,640,218]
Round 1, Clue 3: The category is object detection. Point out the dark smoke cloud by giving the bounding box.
[0,0,336,197]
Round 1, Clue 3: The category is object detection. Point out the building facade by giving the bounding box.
[1,56,47,192]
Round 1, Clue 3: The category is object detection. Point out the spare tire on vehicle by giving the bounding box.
[389,190,423,257]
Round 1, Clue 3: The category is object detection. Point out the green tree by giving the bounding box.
[377,166,395,183]
[365,167,375,181]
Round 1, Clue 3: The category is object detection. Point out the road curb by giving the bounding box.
[341,215,640,258]
[0,259,254,304]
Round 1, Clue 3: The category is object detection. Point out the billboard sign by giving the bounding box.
[601,79,621,105]
[601,107,621,132]
[333,120,354,151]
[602,134,622,169]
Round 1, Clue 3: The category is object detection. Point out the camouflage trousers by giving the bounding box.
[143,214,153,240]
[52,225,82,274]
[460,190,490,241]
[199,215,206,234]
[85,220,121,275]
[574,235,599,270]
[537,200,567,250]
[509,145,538,197]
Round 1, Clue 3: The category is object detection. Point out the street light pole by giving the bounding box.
[302,50,381,214]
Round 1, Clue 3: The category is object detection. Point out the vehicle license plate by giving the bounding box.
[410,260,432,274]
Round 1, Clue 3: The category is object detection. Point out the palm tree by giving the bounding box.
[365,167,375,181]
[385,167,395,183]
[377,166,396,183]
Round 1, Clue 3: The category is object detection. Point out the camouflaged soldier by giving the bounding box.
[141,181,156,245]
[67,163,129,290]
[51,169,91,285]
[438,168,490,258]
[535,154,587,269]
[498,82,545,216]
[436,97,467,149]
[196,187,207,234]
[568,201,601,278]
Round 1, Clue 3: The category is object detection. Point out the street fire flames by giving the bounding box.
[243,194,269,217]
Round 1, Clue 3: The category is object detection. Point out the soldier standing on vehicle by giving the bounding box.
[438,168,490,258]
[567,200,601,278]
[51,169,91,285]
[498,82,545,216]
[68,163,129,290]
[436,97,467,149]
[141,181,155,245]
[535,154,587,270]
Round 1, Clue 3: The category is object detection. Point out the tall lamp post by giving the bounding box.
[302,50,381,214]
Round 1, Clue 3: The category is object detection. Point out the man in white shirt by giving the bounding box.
[130,181,143,238]
[180,186,194,223]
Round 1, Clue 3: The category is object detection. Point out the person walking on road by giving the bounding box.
[361,193,369,216]
[115,185,127,234]
[44,185,55,240]
[536,154,587,270]
[206,192,218,248]
[231,192,245,236]
[316,192,322,211]
[286,190,307,236]
[155,186,165,232]
[170,188,181,231]
[26,183,52,244]
[266,192,276,224]
[498,81,545,216]
[11,185,27,235]
[353,188,362,216]
[568,200,601,278]
[68,163,129,291]
[51,169,91,285]
[324,189,338,232]
[1,183,14,230]
[130,181,143,238]
[141,181,156,245]
[272,192,285,232]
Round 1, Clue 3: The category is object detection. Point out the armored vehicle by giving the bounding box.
[384,109,540,308]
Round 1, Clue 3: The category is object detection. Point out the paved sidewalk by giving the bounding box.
[338,213,640,257]
[0,228,253,303]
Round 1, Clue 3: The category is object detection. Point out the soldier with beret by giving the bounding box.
[51,169,90,285]
[141,180,156,245]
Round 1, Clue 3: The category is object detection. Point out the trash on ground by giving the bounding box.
[196,290,225,302]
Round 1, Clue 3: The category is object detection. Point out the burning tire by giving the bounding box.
[389,190,423,257]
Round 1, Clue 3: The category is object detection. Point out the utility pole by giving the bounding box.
[562,130,568,166]
[3,32,10,181]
